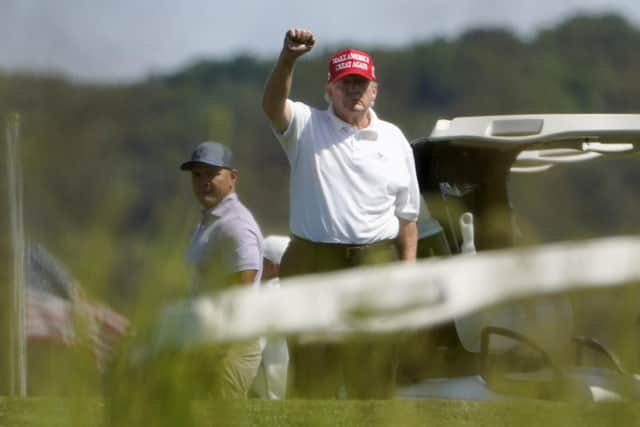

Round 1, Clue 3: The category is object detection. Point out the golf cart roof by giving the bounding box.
[428,114,640,148]
[412,113,640,250]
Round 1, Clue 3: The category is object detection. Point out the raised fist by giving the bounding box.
[283,28,315,57]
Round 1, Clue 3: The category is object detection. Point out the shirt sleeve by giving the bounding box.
[271,99,312,165]
[394,133,421,222]
[217,221,262,275]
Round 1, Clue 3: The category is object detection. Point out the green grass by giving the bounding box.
[2,398,640,427]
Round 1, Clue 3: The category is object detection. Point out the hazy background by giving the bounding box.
[2,0,640,82]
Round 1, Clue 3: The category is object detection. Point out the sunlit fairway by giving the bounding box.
[1,397,640,427]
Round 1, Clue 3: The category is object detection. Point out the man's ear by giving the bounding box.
[324,83,334,104]
[371,82,378,100]
[230,168,239,182]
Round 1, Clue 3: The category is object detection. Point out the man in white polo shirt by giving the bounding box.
[262,28,420,398]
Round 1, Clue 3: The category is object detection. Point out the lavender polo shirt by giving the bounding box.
[186,193,264,294]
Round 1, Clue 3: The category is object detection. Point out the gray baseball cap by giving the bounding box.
[180,141,235,170]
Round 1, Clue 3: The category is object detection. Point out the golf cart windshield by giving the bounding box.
[412,114,640,253]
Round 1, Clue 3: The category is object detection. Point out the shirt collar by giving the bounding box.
[328,104,379,141]
[202,192,237,222]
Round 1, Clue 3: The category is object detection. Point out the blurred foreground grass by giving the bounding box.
[1,398,640,427]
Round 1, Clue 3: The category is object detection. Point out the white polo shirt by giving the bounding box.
[274,100,420,244]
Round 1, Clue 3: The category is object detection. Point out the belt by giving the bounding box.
[290,234,395,256]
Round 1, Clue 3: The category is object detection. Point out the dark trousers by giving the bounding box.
[280,235,399,399]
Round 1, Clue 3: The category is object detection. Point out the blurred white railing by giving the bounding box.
[152,235,640,351]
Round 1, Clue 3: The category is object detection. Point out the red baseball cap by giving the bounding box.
[327,48,376,83]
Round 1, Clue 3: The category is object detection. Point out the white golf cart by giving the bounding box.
[397,114,640,402]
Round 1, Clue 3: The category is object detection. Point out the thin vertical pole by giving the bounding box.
[6,113,27,396]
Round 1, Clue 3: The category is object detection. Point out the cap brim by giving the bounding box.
[180,161,198,171]
[180,160,234,171]
[329,69,376,83]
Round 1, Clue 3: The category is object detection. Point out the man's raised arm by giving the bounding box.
[262,28,315,134]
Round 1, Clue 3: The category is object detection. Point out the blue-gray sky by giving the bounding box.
[2,0,639,83]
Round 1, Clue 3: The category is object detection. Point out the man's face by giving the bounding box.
[327,74,378,119]
[190,163,237,209]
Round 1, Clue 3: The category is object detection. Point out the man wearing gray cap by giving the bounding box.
[180,141,264,398]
